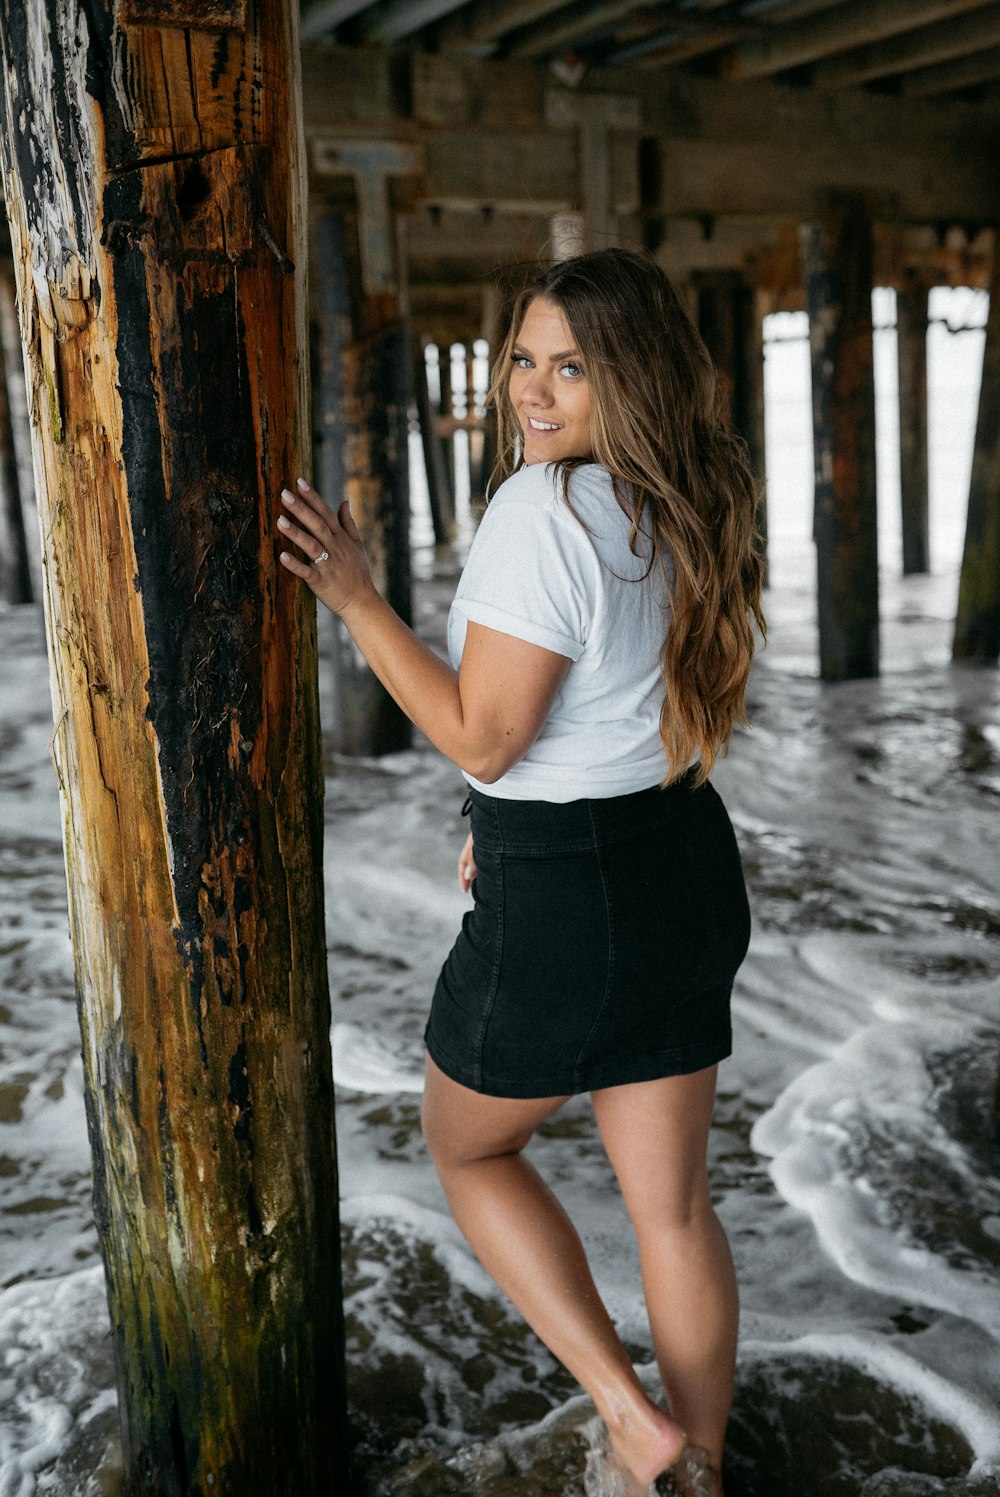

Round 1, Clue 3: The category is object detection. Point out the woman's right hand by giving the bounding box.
[458,832,478,893]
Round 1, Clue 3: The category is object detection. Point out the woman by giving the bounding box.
[277,248,765,1495]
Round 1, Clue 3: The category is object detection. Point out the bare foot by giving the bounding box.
[604,1397,686,1494]
[670,1443,724,1496]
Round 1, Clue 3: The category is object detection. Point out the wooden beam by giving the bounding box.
[300,0,377,41]
[624,27,746,69]
[508,0,649,60]
[361,0,473,43]
[954,242,1000,662]
[643,133,1000,224]
[895,276,931,575]
[801,200,881,680]
[543,91,641,248]
[811,8,1000,88]
[900,42,1000,94]
[722,0,997,79]
[436,0,577,51]
[299,46,1000,222]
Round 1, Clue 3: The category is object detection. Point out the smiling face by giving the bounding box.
[507,297,594,466]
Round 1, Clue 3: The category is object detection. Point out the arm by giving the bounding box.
[276,478,570,783]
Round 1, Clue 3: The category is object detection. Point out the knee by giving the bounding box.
[420,1096,533,1177]
[625,1172,714,1238]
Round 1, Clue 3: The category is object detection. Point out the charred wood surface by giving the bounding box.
[896,276,931,576]
[311,201,412,755]
[802,201,880,681]
[0,2,349,1492]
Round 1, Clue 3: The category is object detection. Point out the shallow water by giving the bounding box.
[2,558,999,1496]
[2,296,999,1495]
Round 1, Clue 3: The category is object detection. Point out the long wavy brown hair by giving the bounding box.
[486,247,766,786]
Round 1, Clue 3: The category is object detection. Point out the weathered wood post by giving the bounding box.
[544,92,640,251]
[801,198,880,680]
[896,271,931,575]
[696,270,768,578]
[310,139,418,755]
[0,276,31,604]
[954,241,1000,663]
[0,3,349,1493]
[437,340,459,508]
[412,332,454,543]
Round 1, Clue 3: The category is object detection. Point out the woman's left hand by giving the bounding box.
[277,477,376,616]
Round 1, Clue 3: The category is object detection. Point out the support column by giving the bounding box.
[0,3,348,1491]
[801,200,880,681]
[311,139,422,755]
[0,281,31,603]
[544,91,640,251]
[697,272,769,583]
[954,242,1000,663]
[896,273,931,575]
[412,335,453,543]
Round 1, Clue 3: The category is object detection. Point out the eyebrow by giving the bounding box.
[513,342,581,362]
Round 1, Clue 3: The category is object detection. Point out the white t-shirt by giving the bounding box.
[447,462,672,801]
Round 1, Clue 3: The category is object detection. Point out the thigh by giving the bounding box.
[421,1054,572,1167]
[591,1066,719,1224]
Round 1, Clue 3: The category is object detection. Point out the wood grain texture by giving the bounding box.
[0,2,349,1492]
[801,201,881,682]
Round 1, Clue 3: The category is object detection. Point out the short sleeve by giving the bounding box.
[451,481,597,661]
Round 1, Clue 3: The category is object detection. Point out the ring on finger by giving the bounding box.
[315,549,330,564]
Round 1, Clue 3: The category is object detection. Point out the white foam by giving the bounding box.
[332,1023,425,1094]
[752,1019,1000,1335]
[0,1267,113,1497]
[739,1332,1000,1472]
[341,1191,496,1301]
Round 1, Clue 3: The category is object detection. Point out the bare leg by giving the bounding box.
[421,1056,686,1491]
[592,1066,737,1495]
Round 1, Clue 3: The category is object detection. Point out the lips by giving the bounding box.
[527,416,564,432]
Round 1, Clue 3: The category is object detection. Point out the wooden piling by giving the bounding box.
[0,3,349,1492]
[310,194,413,755]
[339,314,414,754]
[801,200,880,681]
[438,347,458,504]
[0,290,31,603]
[696,271,768,578]
[954,242,1000,663]
[412,334,454,543]
[896,273,931,575]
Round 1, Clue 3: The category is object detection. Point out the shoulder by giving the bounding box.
[486,463,617,530]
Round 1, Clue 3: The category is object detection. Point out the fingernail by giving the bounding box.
[277,515,290,529]
[279,551,291,562]
[281,488,295,504]
[296,476,309,490]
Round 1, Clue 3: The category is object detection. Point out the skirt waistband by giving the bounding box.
[465,771,707,856]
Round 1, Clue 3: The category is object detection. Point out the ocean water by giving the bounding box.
[1,292,998,1496]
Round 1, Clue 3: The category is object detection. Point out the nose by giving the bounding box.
[522,369,553,407]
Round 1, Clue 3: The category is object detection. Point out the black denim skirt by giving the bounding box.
[425,775,751,1099]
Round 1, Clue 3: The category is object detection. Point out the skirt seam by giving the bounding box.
[571,804,616,1092]
[470,798,505,1090]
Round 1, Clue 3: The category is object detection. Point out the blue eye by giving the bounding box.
[561,362,583,379]
[511,353,534,369]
